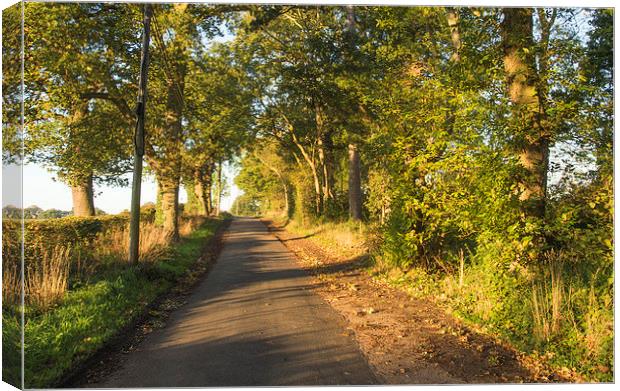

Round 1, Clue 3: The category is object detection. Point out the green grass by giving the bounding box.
[275,217,370,260]
[283,219,613,383]
[3,218,225,389]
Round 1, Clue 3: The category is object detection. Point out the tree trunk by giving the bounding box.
[502,8,549,219]
[253,152,290,218]
[159,176,179,241]
[71,173,95,216]
[316,105,334,207]
[283,183,289,217]
[207,192,213,215]
[310,163,322,215]
[348,143,362,221]
[345,6,363,221]
[282,115,323,216]
[202,162,213,215]
[68,102,95,217]
[319,140,335,205]
[193,181,207,215]
[215,161,222,216]
[193,166,207,215]
[444,7,461,137]
[291,139,322,215]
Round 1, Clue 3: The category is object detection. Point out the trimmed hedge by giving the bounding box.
[2,209,156,264]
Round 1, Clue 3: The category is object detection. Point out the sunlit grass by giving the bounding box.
[3,217,225,388]
[280,219,614,382]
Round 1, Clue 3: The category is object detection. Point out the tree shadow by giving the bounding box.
[86,329,379,387]
[280,231,323,242]
[309,254,371,276]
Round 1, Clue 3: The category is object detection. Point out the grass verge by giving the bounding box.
[275,218,612,383]
[3,217,227,388]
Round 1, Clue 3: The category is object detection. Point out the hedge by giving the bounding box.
[2,209,156,264]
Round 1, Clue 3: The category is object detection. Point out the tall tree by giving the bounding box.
[501,8,549,219]
[345,5,363,221]
[22,3,140,215]
[144,3,229,237]
[182,41,255,216]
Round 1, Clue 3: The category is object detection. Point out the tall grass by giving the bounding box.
[3,245,72,311]
[531,255,564,343]
[2,224,21,307]
[25,245,72,310]
[92,221,171,264]
[92,216,207,263]
[179,216,207,237]
[2,261,20,307]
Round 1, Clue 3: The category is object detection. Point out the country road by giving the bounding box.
[91,217,378,387]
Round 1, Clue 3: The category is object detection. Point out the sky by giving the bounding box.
[0,2,244,214]
[2,162,242,214]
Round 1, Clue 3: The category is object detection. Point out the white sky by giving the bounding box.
[2,162,241,214]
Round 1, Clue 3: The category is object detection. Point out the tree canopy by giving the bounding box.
[2,4,613,380]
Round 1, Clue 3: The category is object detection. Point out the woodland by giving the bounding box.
[1,2,614,385]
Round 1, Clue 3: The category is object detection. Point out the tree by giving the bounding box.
[181,40,255,217]
[143,3,231,238]
[22,3,140,215]
[501,8,549,220]
[345,6,362,221]
[582,9,613,179]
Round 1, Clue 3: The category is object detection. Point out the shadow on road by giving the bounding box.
[84,217,378,387]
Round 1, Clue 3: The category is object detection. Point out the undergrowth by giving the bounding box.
[282,218,614,383]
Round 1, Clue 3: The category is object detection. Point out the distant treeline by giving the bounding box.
[2,205,106,219]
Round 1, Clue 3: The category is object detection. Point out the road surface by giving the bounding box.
[92,217,378,387]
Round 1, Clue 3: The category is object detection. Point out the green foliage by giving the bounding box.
[235,6,613,381]
[4,219,223,388]
[22,3,140,187]
[2,3,23,163]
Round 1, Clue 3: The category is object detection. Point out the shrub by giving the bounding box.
[2,210,156,266]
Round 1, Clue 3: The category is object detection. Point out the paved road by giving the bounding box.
[93,218,377,387]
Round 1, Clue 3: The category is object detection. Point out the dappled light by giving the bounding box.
[1,2,613,387]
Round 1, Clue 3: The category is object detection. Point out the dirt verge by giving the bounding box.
[262,219,567,384]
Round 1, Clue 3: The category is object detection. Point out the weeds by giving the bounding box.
[92,221,171,264]
[531,255,565,343]
[2,261,20,307]
[25,245,71,310]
